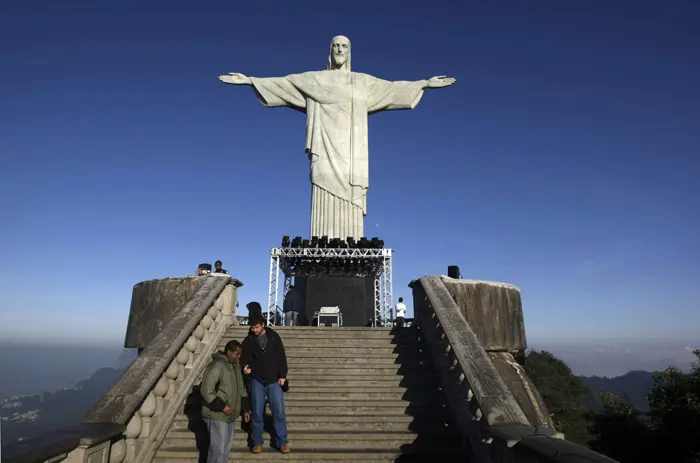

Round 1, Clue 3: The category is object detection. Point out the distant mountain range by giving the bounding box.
[580,370,655,412]
[0,367,124,443]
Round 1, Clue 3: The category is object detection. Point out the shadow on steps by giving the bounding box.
[389,326,467,461]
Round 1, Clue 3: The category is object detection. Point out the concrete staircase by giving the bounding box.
[155,325,467,461]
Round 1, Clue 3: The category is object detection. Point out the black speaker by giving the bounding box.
[448,265,461,279]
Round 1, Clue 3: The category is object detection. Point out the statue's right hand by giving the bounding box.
[218,72,251,85]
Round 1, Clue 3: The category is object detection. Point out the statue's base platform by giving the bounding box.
[294,276,375,327]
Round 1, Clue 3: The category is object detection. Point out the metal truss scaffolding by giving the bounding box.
[267,247,393,327]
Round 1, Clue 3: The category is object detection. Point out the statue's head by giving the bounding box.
[327,35,351,71]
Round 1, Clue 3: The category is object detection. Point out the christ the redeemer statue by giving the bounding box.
[219,35,455,239]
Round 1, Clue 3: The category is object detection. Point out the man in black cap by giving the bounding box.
[241,313,289,454]
[214,260,230,275]
[246,301,263,323]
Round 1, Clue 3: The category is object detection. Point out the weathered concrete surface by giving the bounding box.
[412,276,530,427]
[85,276,241,425]
[489,352,555,429]
[125,276,208,349]
[440,276,527,352]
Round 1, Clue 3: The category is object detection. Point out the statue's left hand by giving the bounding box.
[218,72,252,85]
[425,76,456,88]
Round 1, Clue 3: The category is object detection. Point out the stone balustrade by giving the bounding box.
[2,275,242,463]
[411,276,619,463]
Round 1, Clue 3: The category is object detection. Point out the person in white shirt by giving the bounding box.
[395,297,407,329]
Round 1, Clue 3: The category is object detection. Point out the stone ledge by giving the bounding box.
[125,276,243,348]
[413,275,530,427]
[438,276,527,351]
[85,276,237,424]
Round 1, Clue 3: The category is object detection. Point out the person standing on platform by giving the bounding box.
[199,340,251,463]
[283,285,301,326]
[241,315,290,454]
[395,297,407,329]
[214,260,230,274]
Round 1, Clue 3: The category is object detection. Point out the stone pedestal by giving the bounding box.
[124,276,208,349]
[295,276,374,327]
[439,276,527,352]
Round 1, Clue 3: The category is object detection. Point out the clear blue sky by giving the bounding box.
[1,1,698,345]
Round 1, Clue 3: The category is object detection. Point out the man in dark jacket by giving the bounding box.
[241,314,289,454]
[200,340,251,463]
[282,284,301,326]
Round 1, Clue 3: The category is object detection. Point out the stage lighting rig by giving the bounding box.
[311,236,319,248]
[291,236,302,248]
[319,235,328,248]
[302,239,310,248]
[281,236,290,248]
[346,237,356,248]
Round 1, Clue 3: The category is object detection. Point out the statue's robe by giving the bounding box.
[250,71,425,239]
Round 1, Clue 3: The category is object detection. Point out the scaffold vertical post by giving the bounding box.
[383,250,393,327]
[267,249,280,326]
[374,273,381,327]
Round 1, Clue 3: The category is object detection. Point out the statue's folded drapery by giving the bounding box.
[250,71,424,239]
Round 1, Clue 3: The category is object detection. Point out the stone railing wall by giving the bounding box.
[3,275,241,463]
[411,276,618,463]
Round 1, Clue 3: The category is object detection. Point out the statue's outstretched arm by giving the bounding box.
[218,73,252,85]
[423,75,456,88]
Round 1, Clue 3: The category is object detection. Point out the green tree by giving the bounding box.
[588,349,700,463]
[524,350,593,446]
[589,392,654,462]
[646,349,700,462]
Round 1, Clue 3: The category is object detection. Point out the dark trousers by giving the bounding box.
[396,316,405,328]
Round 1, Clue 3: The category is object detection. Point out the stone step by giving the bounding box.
[225,326,394,333]
[170,413,453,434]
[155,446,466,461]
[170,414,450,432]
[183,401,444,416]
[272,327,395,331]
[288,358,429,366]
[227,329,399,337]
[218,339,417,350]
[283,376,436,387]
[161,429,458,450]
[280,392,418,401]
[285,356,399,365]
[270,346,412,354]
[276,366,400,375]
[282,386,407,394]
[221,331,420,340]
[221,334,397,343]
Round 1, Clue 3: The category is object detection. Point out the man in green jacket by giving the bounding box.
[200,340,251,463]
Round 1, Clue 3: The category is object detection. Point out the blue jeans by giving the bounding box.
[204,418,235,463]
[250,379,288,447]
[284,311,298,326]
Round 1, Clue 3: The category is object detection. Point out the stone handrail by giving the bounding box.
[2,275,241,463]
[411,276,618,463]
